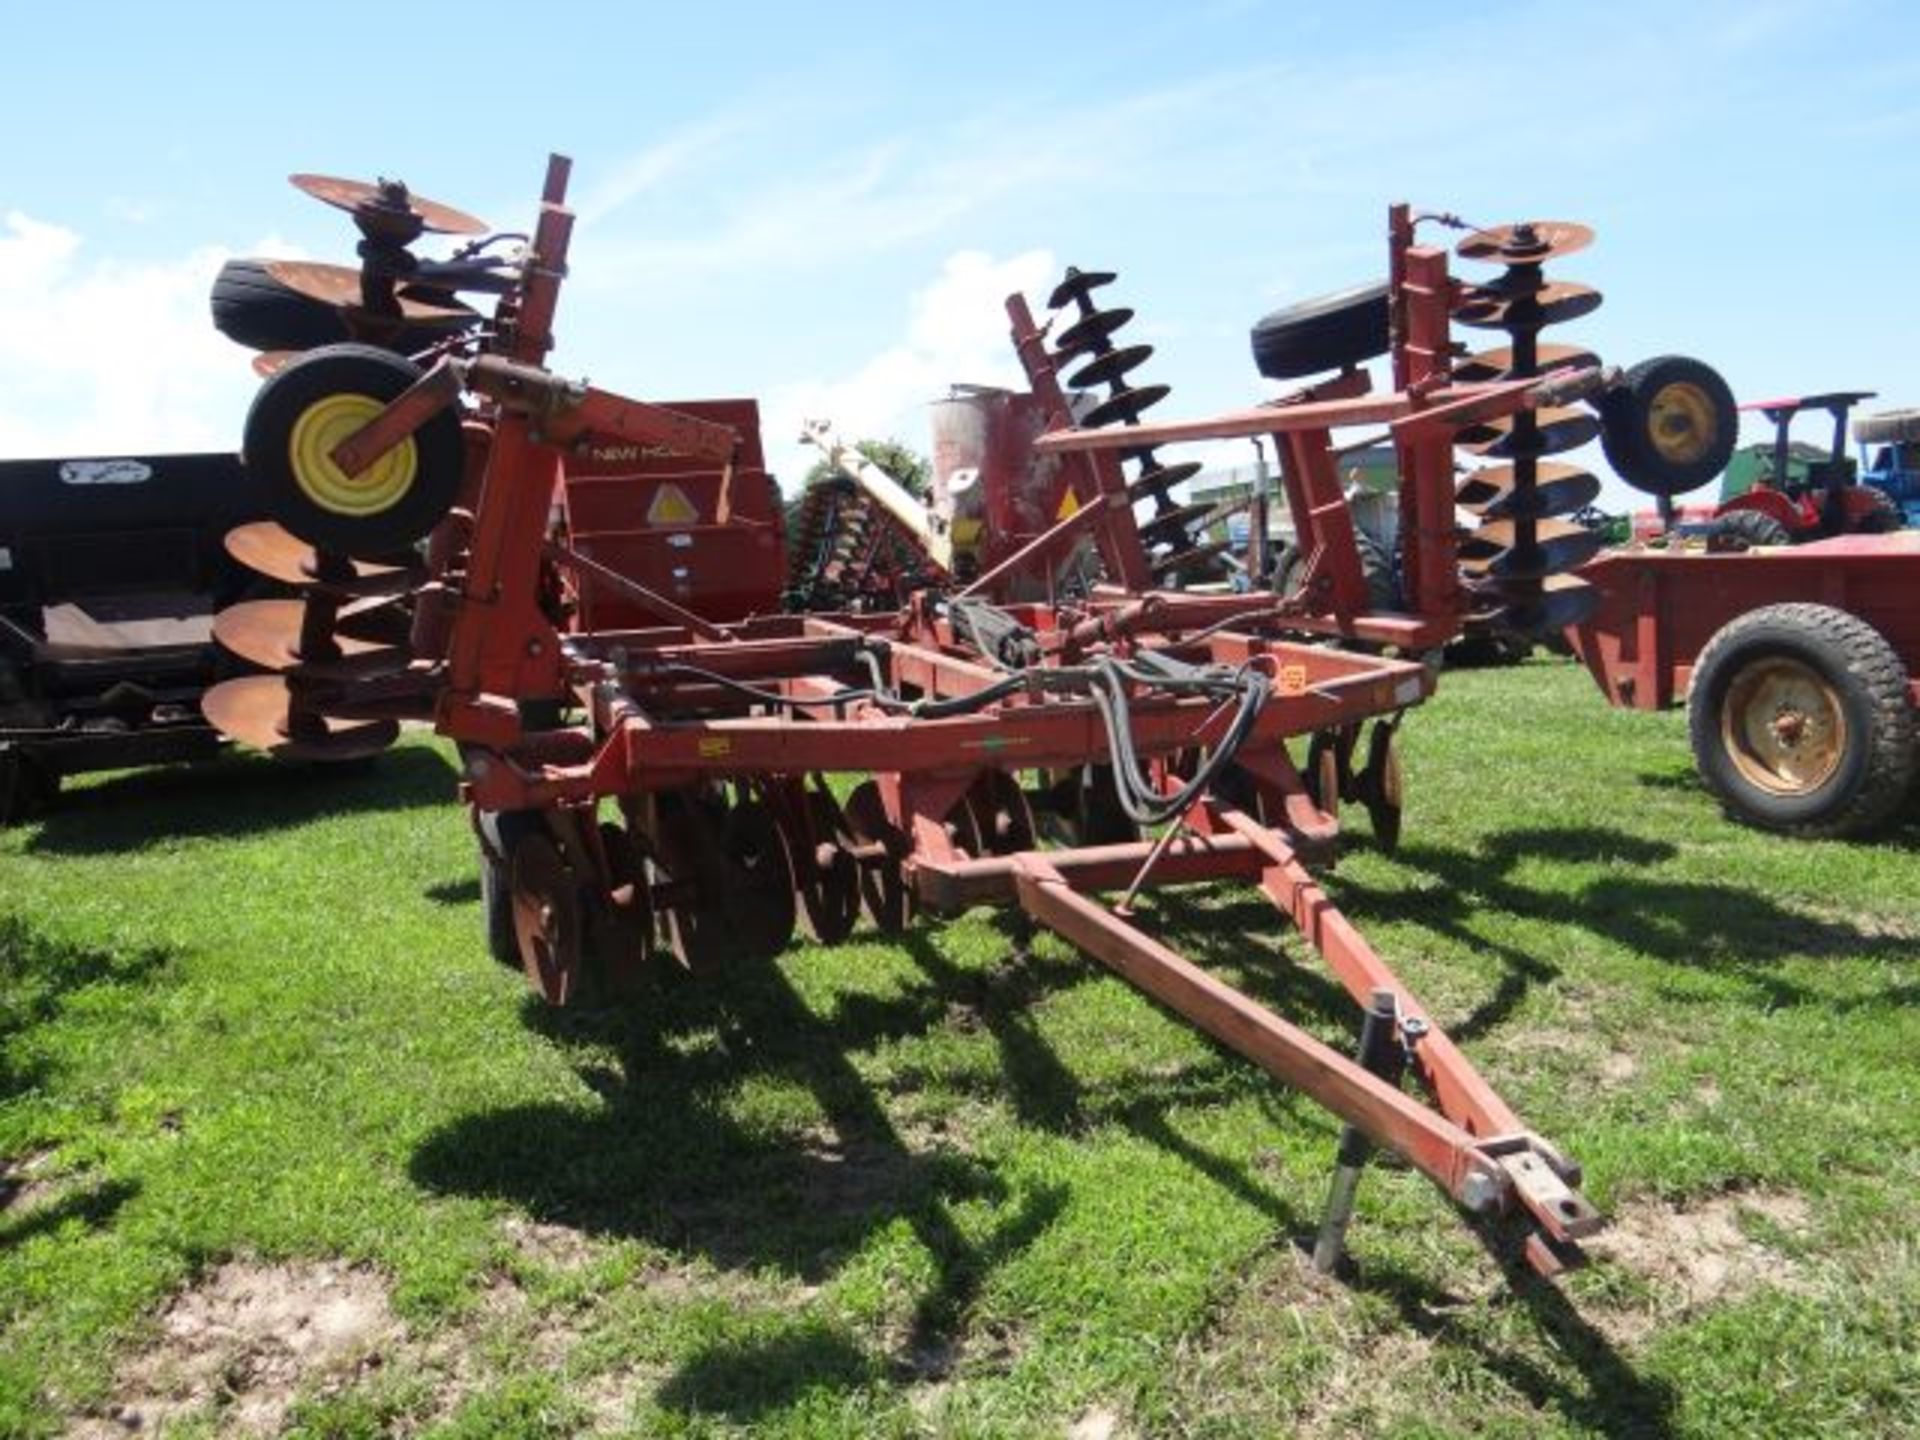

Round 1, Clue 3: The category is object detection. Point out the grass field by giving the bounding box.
[2,659,1917,1438]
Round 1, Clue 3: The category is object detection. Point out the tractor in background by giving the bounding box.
[1704,391,1902,547]
[1855,404,1920,526]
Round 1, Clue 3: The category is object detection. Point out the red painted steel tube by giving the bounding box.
[958,487,1126,599]
[1010,853,1500,1204]
[1394,242,1464,621]
[1029,377,1547,455]
[445,417,567,703]
[328,359,466,477]
[912,832,1268,910]
[1217,809,1524,1142]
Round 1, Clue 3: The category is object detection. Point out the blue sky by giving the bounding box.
[2,0,1916,504]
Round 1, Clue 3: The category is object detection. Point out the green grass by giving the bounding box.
[2,659,1917,1437]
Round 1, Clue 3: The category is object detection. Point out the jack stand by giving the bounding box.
[1311,987,1406,1274]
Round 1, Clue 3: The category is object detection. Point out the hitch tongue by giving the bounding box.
[1474,1135,1603,1276]
[1492,1143,1602,1242]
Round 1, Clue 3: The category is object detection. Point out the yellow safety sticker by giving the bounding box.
[1056,489,1080,521]
[1278,664,1309,696]
[697,736,732,758]
[647,483,700,525]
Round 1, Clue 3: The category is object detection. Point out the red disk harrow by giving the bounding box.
[200,155,1730,1278]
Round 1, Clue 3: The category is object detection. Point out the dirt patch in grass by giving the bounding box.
[1588,1189,1812,1341]
[503,1213,601,1271]
[1068,1403,1126,1439]
[72,1258,399,1437]
[0,1148,59,1211]
[1292,1326,1436,1438]
[65,1241,736,1436]
[1803,906,1920,943]
[1165,1244,1444,1437]
[1599,1049,1640,1085]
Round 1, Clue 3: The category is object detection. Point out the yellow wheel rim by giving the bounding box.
[1721,658,1846,796]
[1646,380,1718,466]
[287,393,417,518]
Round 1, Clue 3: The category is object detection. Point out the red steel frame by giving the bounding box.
[1571,532,1920,711]
[328,161,1609,1273]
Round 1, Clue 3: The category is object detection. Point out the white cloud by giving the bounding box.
[0,211,262,458]
[761,247,1056,485]
[574,117,750,227]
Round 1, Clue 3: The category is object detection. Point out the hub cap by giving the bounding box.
[1721,658,1845,795]
[289,393,417,517]
[1647,381,1719,466]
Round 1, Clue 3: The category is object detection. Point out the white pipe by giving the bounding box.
[799,419,952,571]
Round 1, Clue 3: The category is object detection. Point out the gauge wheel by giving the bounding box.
[1250,281,1389,381]
[1599,355,1738,498]
[1688,603,1915,837]
[242,343,464,557]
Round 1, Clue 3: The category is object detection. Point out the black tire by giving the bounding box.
[476,808,546,968]
[1710,509,1792,549]
[1250,281,1389,381]
[1272,530,1398,609]
[210,258,473,357]
[1687,603,1916,838]
[1853,408,1920,446]
[1855,488,1903,534]
[242,343,464,556]
[0,747,56,827]
[1443,629,1532,667]
[1599,355,1738,498]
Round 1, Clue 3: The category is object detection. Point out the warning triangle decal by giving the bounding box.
[1056,488,1081,521]
[646,484,700,525]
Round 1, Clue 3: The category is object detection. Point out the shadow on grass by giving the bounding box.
[411,940,1074,1417]
[1328,824,1915,1026]
[0,1177,140,1252]
[412,851,1693,1428]
[1636,768,1920,850]
[1354,1232,1678,1439]
[26,745,459,857]
[423,877,480,906]
[411,902,1354,1422]
[0,915,173,1102]
[656,1319,879,1424]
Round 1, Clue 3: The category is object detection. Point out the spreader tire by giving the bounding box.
[1853,408,1920,446]
[1251,281,1389,381]
[1687,603,1915,838]
[242,343,464,557]
[1600,355,1738,498]
[1710,509,1792,549]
